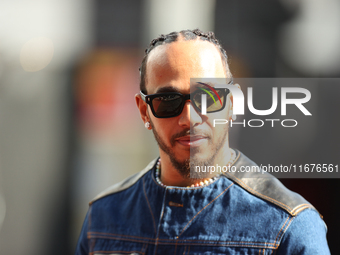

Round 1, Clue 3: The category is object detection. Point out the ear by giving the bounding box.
[135,93,150,124]
[228,93,234,121]
[229,83,241,104]
[228,83,241,120]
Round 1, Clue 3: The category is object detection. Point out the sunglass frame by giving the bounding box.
[140,89,229,118]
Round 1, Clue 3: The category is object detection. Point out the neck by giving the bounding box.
[158,147,235,187]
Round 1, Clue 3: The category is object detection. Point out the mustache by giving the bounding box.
[170,128,211,146]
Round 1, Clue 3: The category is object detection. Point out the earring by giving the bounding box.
[145,122,151,129]
[230,107,237,121]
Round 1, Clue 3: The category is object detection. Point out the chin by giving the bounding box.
[173,151,190,162]
[176,147,209,162]
[190,146,212,159]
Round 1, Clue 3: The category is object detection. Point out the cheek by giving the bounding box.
[206,108,231,127]
[151,118,173,139]
[210,123,229,139]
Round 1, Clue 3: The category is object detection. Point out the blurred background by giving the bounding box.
[0,0,339,254]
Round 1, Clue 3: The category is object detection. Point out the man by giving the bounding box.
[75,29,330,254]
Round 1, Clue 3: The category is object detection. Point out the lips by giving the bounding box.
[175,135,208,147]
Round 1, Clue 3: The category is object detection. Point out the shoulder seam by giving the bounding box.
[224,150,316,217]
[89,158,158,205]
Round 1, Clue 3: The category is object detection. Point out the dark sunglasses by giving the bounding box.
[140,87,230,118]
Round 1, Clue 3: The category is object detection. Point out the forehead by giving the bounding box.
[145,39,226,94]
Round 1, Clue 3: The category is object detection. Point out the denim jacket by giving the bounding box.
[75,151,330,254]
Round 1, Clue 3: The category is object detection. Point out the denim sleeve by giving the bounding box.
[74,210,90,255]
[276,208,330,254]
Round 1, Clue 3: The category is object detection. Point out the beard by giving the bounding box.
[149,119,228,180]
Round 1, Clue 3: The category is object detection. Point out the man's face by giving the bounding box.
[143,39,232,177]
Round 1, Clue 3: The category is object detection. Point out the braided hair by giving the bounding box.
[139,29,232,94]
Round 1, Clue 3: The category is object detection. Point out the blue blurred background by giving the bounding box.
[0,0,339,254]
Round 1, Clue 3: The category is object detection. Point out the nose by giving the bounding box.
[178,100,203,127]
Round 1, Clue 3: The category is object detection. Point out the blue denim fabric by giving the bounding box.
[75,166,330,254]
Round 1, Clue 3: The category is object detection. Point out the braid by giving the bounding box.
[139,29,231,93]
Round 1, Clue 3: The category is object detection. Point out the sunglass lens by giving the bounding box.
[152,94,183,117]
[192,89,226,112]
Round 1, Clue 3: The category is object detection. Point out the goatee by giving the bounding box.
[150,119,228,179]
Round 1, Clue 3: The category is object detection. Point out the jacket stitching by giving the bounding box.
[174,238,178,255]
[154,189,168,255]
[271,216,294,254]
[90,232,152,240]
[89,206,94,253]
[178,183,234,238]
[273,215,290,246]
[88,232,279,246]
[274,216,294,248]
[88,235,277,248]
[141,243,147,255]
[87,235,277,247]
[182,245,186,255]
[90,251,142,255]
[142,176,157,235]
[228,175,293,212]
[291,204,314,215]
